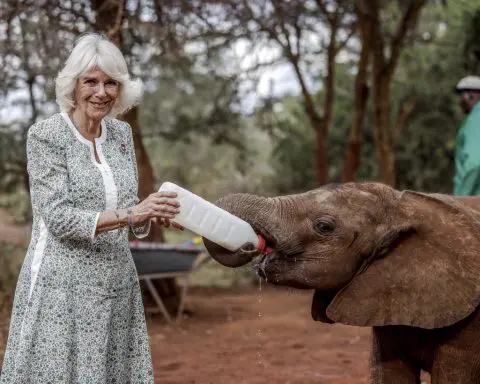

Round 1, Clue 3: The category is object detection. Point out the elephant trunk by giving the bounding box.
[202,193,275,268]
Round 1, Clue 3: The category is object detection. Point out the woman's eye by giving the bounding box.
[105,80,119,89]
[314,219,335,235]
[85,79,96,85]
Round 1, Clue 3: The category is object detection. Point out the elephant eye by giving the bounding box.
[313,218,336,235]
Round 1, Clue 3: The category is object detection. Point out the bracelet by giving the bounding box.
[113,210,121,229]
[126,208,134,227]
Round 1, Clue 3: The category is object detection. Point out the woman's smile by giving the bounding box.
[90,100,111,109]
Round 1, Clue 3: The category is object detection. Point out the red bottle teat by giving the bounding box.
[256,234,274,254]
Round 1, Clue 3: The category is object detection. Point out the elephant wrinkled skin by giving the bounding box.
[203,183,480,384]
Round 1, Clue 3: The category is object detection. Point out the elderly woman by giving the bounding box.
[0,33,180,383]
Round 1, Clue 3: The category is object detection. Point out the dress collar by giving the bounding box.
[61,111,107,145]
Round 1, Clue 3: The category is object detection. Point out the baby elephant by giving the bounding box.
[203,182,480,384]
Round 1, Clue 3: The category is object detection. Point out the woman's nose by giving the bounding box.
[94,83,106,96]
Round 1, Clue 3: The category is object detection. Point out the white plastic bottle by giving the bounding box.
[158,181,260,252]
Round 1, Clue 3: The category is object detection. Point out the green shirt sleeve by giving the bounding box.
[455,166,480,196]
[454,106,480,196]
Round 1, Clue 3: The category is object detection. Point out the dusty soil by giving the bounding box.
[1,284,434,384]
[1,287,371,383]
[0,210,428,383]
[0,208,30,245]
[149,285,371,384]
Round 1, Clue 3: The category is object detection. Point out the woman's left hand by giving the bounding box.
[152,217,184,230]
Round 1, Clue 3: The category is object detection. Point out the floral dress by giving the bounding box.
[0,113,154,383]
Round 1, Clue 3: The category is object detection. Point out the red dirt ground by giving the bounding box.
[149,285,371,384]
[0,285,370,384]
[0,210,373,383]
[1,285,434,383]
[0,209,431,383]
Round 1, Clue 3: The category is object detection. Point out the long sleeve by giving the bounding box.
[454,106,480,196]
[27,125,100,242]
[454,167,480,196]
[124,123,151,239]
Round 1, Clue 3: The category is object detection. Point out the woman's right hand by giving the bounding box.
[128,191,180,225]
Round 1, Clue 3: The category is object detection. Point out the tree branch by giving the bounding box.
[394,94,417,143]
[387,0,427,77]
[315,0,333,24]
[335,21,357,55]
[107,0,126,44]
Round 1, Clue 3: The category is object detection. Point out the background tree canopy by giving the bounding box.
[1,0,480,316]
[0,0,478,207]
[1,0,477,206]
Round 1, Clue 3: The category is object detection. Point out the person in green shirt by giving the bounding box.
[453,76,480,196]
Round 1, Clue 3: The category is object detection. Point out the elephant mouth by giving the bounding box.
[250,225,307,287]
[252,225,277,251]
[253,248,310,289]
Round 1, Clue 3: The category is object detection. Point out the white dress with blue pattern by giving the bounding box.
[0,113,154,383]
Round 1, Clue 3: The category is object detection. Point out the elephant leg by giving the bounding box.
[431,346,480,383]
[430,311,480,384]
[370,328,421,384]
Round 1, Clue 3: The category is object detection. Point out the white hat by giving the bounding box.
[455,76,480,93]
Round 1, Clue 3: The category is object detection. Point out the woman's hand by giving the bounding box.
[129,191,180,225]
[152,218,185,231]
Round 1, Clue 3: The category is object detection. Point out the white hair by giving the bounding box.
[55,33,143,117]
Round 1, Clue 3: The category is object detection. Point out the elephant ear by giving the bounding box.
[325,191,480,329]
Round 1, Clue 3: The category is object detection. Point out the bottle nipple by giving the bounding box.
[256,234,274,254]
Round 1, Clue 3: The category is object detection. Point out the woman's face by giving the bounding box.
[74,68,120,120]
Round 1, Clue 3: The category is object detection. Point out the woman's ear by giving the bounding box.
[325,191,480,329]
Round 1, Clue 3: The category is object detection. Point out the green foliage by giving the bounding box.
[142,126,275,201]
[264,64,376,193]
[463,8,480,73]
[390,0,467,192]
[267,98,317,194]
[139,61,247,150]
[188,259,258,287]
[264,1,472,194]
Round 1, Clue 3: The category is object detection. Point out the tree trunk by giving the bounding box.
[342,7,371,183]
[356,0,426,187]
[92,0,180,317]
[341,83,367,182]
[315,121,329,186]
[122,107,164,242]
[373,77,396,186]
[291,57,330,186]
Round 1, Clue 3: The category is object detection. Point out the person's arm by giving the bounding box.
[27,124,101,241]
[94,195,180,235]
[455,114,480,196]
[27,123,179,241]
[455,167,480,196]
[124,122,151,238]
